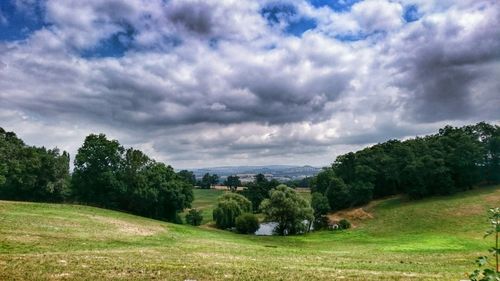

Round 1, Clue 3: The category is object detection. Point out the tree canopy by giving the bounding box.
[213,193,252,229]
[312,122,500,211]
[178,170,196,186]
[199,173,219,189]
[242,173,280,211]
[0,128,70,202]
[260,184,314,236]
[224,175,241,192]
[72,134,193,222]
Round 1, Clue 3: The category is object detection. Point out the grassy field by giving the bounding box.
[0,185,498,280]
[181,189,226,224]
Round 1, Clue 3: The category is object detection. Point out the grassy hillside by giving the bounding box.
[0,186,498,280]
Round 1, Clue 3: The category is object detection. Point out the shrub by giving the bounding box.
[338,219,351,230]
[313,215,330,230]
[185,208,203,226]
[235,213,260,234]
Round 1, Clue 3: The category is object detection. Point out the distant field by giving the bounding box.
[181,188,226,224]
[183,188,311,224]
[0,185,498,280]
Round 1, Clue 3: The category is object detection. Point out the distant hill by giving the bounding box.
[189,165,322,181]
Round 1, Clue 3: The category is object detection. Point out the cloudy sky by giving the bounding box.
[0,0,499,169]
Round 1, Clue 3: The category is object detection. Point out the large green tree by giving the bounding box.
[212,193,252,229]
[72,134,124,207]
[72,134,193,222]
[260,185,314,236]
[242,173,279,211]
[200,173,219,189]
[224,175,241,192]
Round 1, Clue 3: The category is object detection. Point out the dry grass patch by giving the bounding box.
[84,215,165,236]
[328,207,374,227]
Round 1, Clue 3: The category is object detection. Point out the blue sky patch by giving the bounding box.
[0,0,45,41]
[403,5,421,22]
[81,28,135,58]
[286,18,317,37]
[308,0,361,12]
[261,3,316,37]
[335,33,368,42]
[261,3,297,25]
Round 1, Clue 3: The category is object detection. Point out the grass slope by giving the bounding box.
[0,186,498,280]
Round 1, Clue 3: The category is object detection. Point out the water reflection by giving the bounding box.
[254,222,277,236]
[254,221,313,236]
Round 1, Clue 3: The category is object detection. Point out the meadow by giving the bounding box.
[0,185,499,280]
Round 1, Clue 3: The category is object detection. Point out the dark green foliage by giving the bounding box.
[185,208,203,226]
[0,128,70,202]
[199,173,211,189]
[213,193,252,229]
[72,134,193,222]
[211,174,220,186]
[286,177,312,188]
[260,184,314,236]
[311,168,336,194]
[311,192,330,229]
[323,173,351,210]
[178,170,196,186]
[235,213,260,234]
[199,173,219,189]
[72,134,124,207]
[349,181,374,206]
[242,173,280,211]
[312,122,499,211]
[224,175,241,191]
[338,219,351,230]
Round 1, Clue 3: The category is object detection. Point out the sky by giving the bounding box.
[0,0,499,169]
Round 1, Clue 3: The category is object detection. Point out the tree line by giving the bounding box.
[0,128,70,202]
[0,129,194,223]
[311,122,499,211]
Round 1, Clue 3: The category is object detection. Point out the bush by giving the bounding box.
[235,213,260,234]
[313,215,330,230]
[338,219,351,230]
[185,208,203,226]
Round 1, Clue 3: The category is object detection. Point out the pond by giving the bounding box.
[254,221,313,236]
[254,222,278,236]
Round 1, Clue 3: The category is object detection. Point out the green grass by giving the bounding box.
[0,185,498,280]
[181,189,226,224]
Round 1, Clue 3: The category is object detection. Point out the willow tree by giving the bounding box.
[260,185,313,236]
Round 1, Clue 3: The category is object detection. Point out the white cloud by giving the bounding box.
[0,0,498,168]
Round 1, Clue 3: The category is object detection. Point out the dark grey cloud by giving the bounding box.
[167,2,215,35]
[387,1,500,122]
[0,0,499,168]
